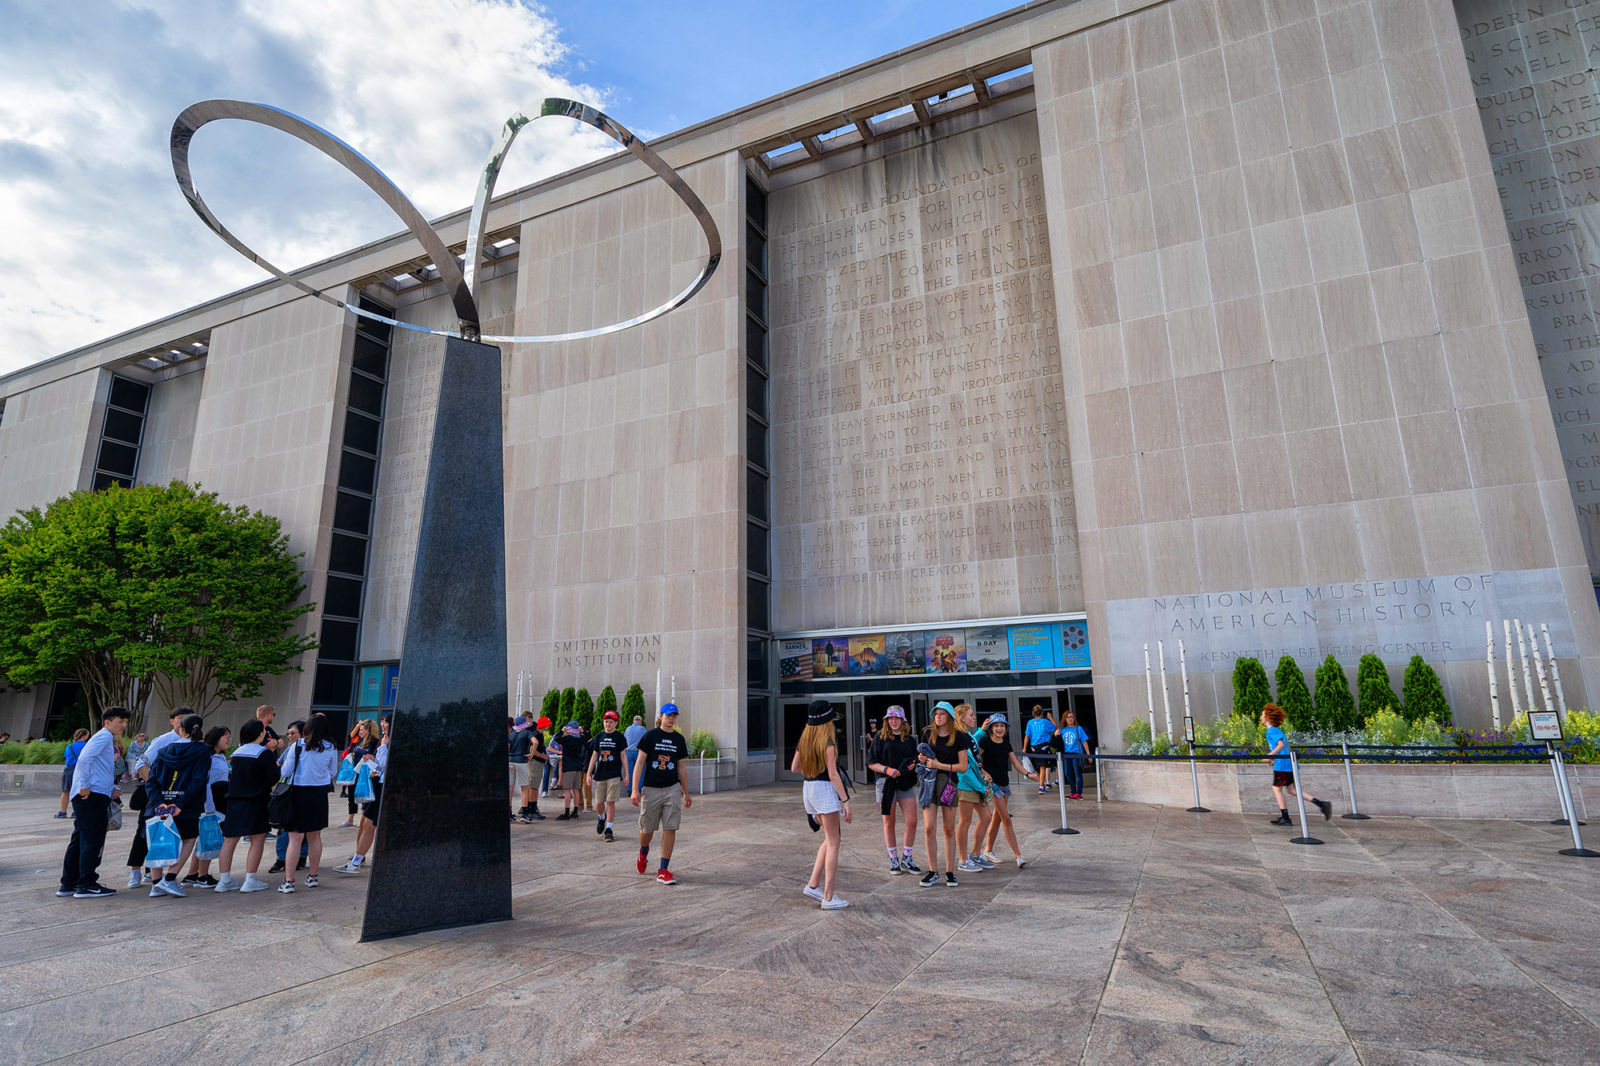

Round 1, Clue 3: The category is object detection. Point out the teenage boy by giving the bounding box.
[586,710,627,841]
[1261,703,1331,824]
[126,706,190,888]
[58,707,130,898]
[508,716,534,821]
[555,722,587,819]
[631,703,692,884]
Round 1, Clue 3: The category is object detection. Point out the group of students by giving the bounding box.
[1020,703,1092,798]
[56,703,390,900]
[793,697,1082,909]
[509,705,696,884]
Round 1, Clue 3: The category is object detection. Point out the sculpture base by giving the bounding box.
[361,336,512,941]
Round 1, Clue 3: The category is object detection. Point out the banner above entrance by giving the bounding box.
[780,620,1089,682]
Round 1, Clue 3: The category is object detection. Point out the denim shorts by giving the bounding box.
[991,783,1012,799]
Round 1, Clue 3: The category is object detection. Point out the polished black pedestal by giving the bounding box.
[361,336,511,940]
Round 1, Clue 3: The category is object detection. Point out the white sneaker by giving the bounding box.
[1016,856,1028,868]
[277,881,295,894]
[240,875,270,892]
[820,896,850,910]
[957,858,983,873]
[802,884,824,902]
[149,887,164,898]
[215,874,241,892]
[982,851,999,865]
[127,869,141,889]
[335,858,364,874]
[155,878,186,898]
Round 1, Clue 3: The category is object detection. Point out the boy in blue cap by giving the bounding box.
[555,721,587,819]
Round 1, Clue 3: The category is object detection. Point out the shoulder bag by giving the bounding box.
[267,742,301,828]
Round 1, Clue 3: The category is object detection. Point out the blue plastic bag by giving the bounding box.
[353,762,375,803]
[145,816,181,866]
[196,812,224,860]
[335,755,357,785]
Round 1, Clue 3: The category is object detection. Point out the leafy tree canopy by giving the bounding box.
[0,482,316,733]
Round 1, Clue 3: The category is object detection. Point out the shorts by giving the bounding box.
[593,776,622,804]
[991,784,1012,799]
[61,765,75,792]
[509,761,530,789]
[559,771,583,790]
[361,780,383,825]
[957,788,988,806]
[803,780,842,816]
[1272,770,1296,787]
[220,797,269,838]
[639,785,684,832]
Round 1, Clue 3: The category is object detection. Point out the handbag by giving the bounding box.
[145,815,181,866]
[936,771,958,807]
[128,782,146,812]
[353,762,375,803]
[107,799,124,831]
[267,743,301,828]
[196,812,224,859]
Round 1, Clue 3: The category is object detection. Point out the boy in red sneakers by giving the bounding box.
[630,703,692,883]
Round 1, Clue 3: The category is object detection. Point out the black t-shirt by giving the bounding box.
[638,728,689,789]
[869,735,918,791]
[928,733,966,773]
[559,734,588,772]
[978,734,1015,787]
[508,729,532,763]
[529,733,546,764]
[588,731,626,780]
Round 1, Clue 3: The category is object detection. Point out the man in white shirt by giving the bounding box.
[58,707,130,898]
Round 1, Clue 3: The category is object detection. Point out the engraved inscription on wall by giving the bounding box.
[768,114,1080,629]
[1460,0,1600,574]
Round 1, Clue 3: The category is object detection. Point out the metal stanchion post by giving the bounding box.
[1287,749,1323,845]
[1552,748,1598,857]
[1186,742,1209,813]
[1052,752,1078,835]
[1093,747,1102,803]
[1548,741,1586,826]
[1340,739,1369,820]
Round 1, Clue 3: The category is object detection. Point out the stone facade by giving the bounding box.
[1,0,1598,766]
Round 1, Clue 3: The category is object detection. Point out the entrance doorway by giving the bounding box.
[780,697,848,782]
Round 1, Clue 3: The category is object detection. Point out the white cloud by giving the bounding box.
[0,0,617,373]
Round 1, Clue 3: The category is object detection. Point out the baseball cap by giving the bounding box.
[660,703,680,717]
[603,710,618,720]
[884,706,907,721]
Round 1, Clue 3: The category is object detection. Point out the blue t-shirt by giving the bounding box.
[64,740,87,767]
[1023,718,1055,749]
[1265,726,1290,771]
[1059,725,1089,753]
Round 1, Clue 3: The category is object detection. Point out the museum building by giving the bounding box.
[2,0,1599,786]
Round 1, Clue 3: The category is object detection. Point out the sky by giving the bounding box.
[0,0,1017,375]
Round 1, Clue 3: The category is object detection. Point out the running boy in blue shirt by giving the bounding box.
[1261,703,1331,825]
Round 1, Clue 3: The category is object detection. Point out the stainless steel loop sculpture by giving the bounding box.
[170,98,721,343]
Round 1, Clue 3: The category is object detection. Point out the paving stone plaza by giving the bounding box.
[3,788,1596,1064]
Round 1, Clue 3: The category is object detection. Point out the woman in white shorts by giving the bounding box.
[790,700,852,910]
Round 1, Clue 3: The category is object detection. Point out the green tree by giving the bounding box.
[621,683,645,725]
[540,689,560,726]
[597,684,617,725]
[1357,654,1403,720]
[1274,656,1315,731]
[1231,657,1272,721]
[1400,656,1451,724]
[1314,655,1357,732]
[0,482,316,734]
[559,687,576,728]
[575,687,595,733]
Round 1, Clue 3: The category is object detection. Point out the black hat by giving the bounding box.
[806,699,835,726]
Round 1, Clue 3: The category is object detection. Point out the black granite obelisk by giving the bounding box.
[361,336,512,940]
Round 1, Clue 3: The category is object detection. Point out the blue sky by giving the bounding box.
[0,0,1016,372]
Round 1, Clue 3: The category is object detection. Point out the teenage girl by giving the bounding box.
[977,714,1037,867]
[143,714,211,898]
[953,703,993,873]
[180,726,231,885]
[1023,704,1056,793]
[279,713,339,893]
[917,701,967,888]
[792,700,852,909]
[1059,710,1091,799]
[866,706,919,874]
